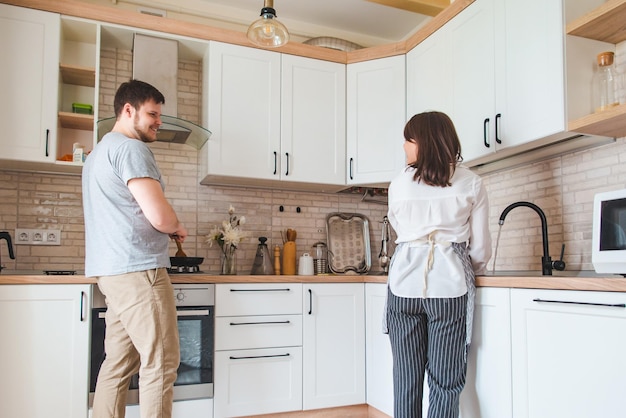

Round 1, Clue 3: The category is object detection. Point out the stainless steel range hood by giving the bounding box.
[97,33,210,150]
[96,115,211,150]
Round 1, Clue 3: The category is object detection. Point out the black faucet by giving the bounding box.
[498,202,566,276]
[0,231,16,273]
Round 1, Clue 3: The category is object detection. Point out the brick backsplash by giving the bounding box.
[1,46,626,275]
[2,141,625,274]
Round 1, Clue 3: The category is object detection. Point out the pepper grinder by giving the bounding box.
[274,245,281,275]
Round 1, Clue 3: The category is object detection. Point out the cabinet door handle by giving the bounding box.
[308,288,313,315]
[229,288,291,292]
[495,113,502,144]
[273,151,278,175]
[45,129,50,157]
[349,157,354,180]
[80,291,87,322]
[285,152,290,176]
[229,353,290,360]
[483,118,490,148]
[230,320,291,326]
[533,298,626,308]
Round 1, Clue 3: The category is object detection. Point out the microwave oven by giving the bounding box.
[592,188,626,276]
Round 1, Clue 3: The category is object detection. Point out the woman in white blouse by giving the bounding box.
[386,111,492,418]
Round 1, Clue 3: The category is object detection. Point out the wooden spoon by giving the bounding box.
[175,240,187,257]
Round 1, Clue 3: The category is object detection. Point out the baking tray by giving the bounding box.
[326,212,371,274]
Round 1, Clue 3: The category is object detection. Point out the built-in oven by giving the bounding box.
[89,283,215,406]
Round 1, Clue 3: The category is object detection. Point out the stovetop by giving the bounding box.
[167,265,203,274]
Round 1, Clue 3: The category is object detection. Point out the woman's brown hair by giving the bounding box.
[404,111,463,187]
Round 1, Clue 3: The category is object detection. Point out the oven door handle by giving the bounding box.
[98,308,212,319]
[177,309,211,317]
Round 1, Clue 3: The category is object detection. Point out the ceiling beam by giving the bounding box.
[365,0,450,17]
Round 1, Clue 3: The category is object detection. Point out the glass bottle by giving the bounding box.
[592,51,619,113]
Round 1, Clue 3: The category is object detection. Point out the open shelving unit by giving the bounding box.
[567,0,626,138]
[56,17,98,165]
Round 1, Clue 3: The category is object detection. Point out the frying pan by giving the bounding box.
[170,256,204,267]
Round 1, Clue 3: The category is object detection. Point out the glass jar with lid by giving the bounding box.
[592,51,620,113]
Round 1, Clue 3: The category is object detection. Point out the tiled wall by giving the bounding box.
[1,45,626,275]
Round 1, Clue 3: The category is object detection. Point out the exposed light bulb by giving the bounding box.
[247,0,289,48]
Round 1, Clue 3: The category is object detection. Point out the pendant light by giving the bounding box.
[247,0,289,48]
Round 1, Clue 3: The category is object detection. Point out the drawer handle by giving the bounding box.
[229,353,291,360]
[230,321,291,326]
[533,298,626,308]
[230,288,291,292]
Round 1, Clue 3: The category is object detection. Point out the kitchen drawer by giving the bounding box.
[216,283,302,316]
[214,346,303,417]
[215,314,302,350]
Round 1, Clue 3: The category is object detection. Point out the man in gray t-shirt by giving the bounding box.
[83,80,186,418]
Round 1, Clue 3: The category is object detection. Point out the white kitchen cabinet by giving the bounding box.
[202,42,346,191]
[365,285,513,418]
[0,284,91,418]
[214,283,303,417]
[406,27,452,121]
[364,283,393,416]
[122,399,213,418]
[204,41,281,183]
[214,347,303,418]
[510,288,626,418]
[302,283,366,410]
[410,0,566,163]
[347,56,406,186]
[443,0,498,162]
[0,4,59,164]
[281,55,346,187]
[407,0,598,166]
[460,287,512,418]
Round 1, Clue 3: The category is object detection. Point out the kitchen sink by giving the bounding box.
[482,270,604,278]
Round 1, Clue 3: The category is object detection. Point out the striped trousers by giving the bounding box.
[387,289,468,418]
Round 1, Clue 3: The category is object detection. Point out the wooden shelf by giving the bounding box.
[565,0,626,137]
[566,0,626,43]
[59,63,95,87]
[568,103,626,137]
[58,111,94,130]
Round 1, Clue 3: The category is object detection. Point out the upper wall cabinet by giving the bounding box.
[408,0,610,167]
[201,42,346,192]
[0,4,60,164]
[281,55,346,187]
[202,41,282,184]
[347,55,406,186]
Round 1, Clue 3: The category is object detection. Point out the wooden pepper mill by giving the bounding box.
[274,245,281,275]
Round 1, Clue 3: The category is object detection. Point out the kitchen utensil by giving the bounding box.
[312,242,328,275]
[282,241,297,275]
[286,228,297,242]
[175,240,187,257]
[379,216,391,274]
[274,245,282,275]
[251,237,275,275]
[170,256,204,267]
[326,213,371,274]
[298,253,314,275]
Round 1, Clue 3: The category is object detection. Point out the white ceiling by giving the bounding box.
[120,0,435,47]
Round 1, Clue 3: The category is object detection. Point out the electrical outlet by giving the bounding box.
[14,228,61,245]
